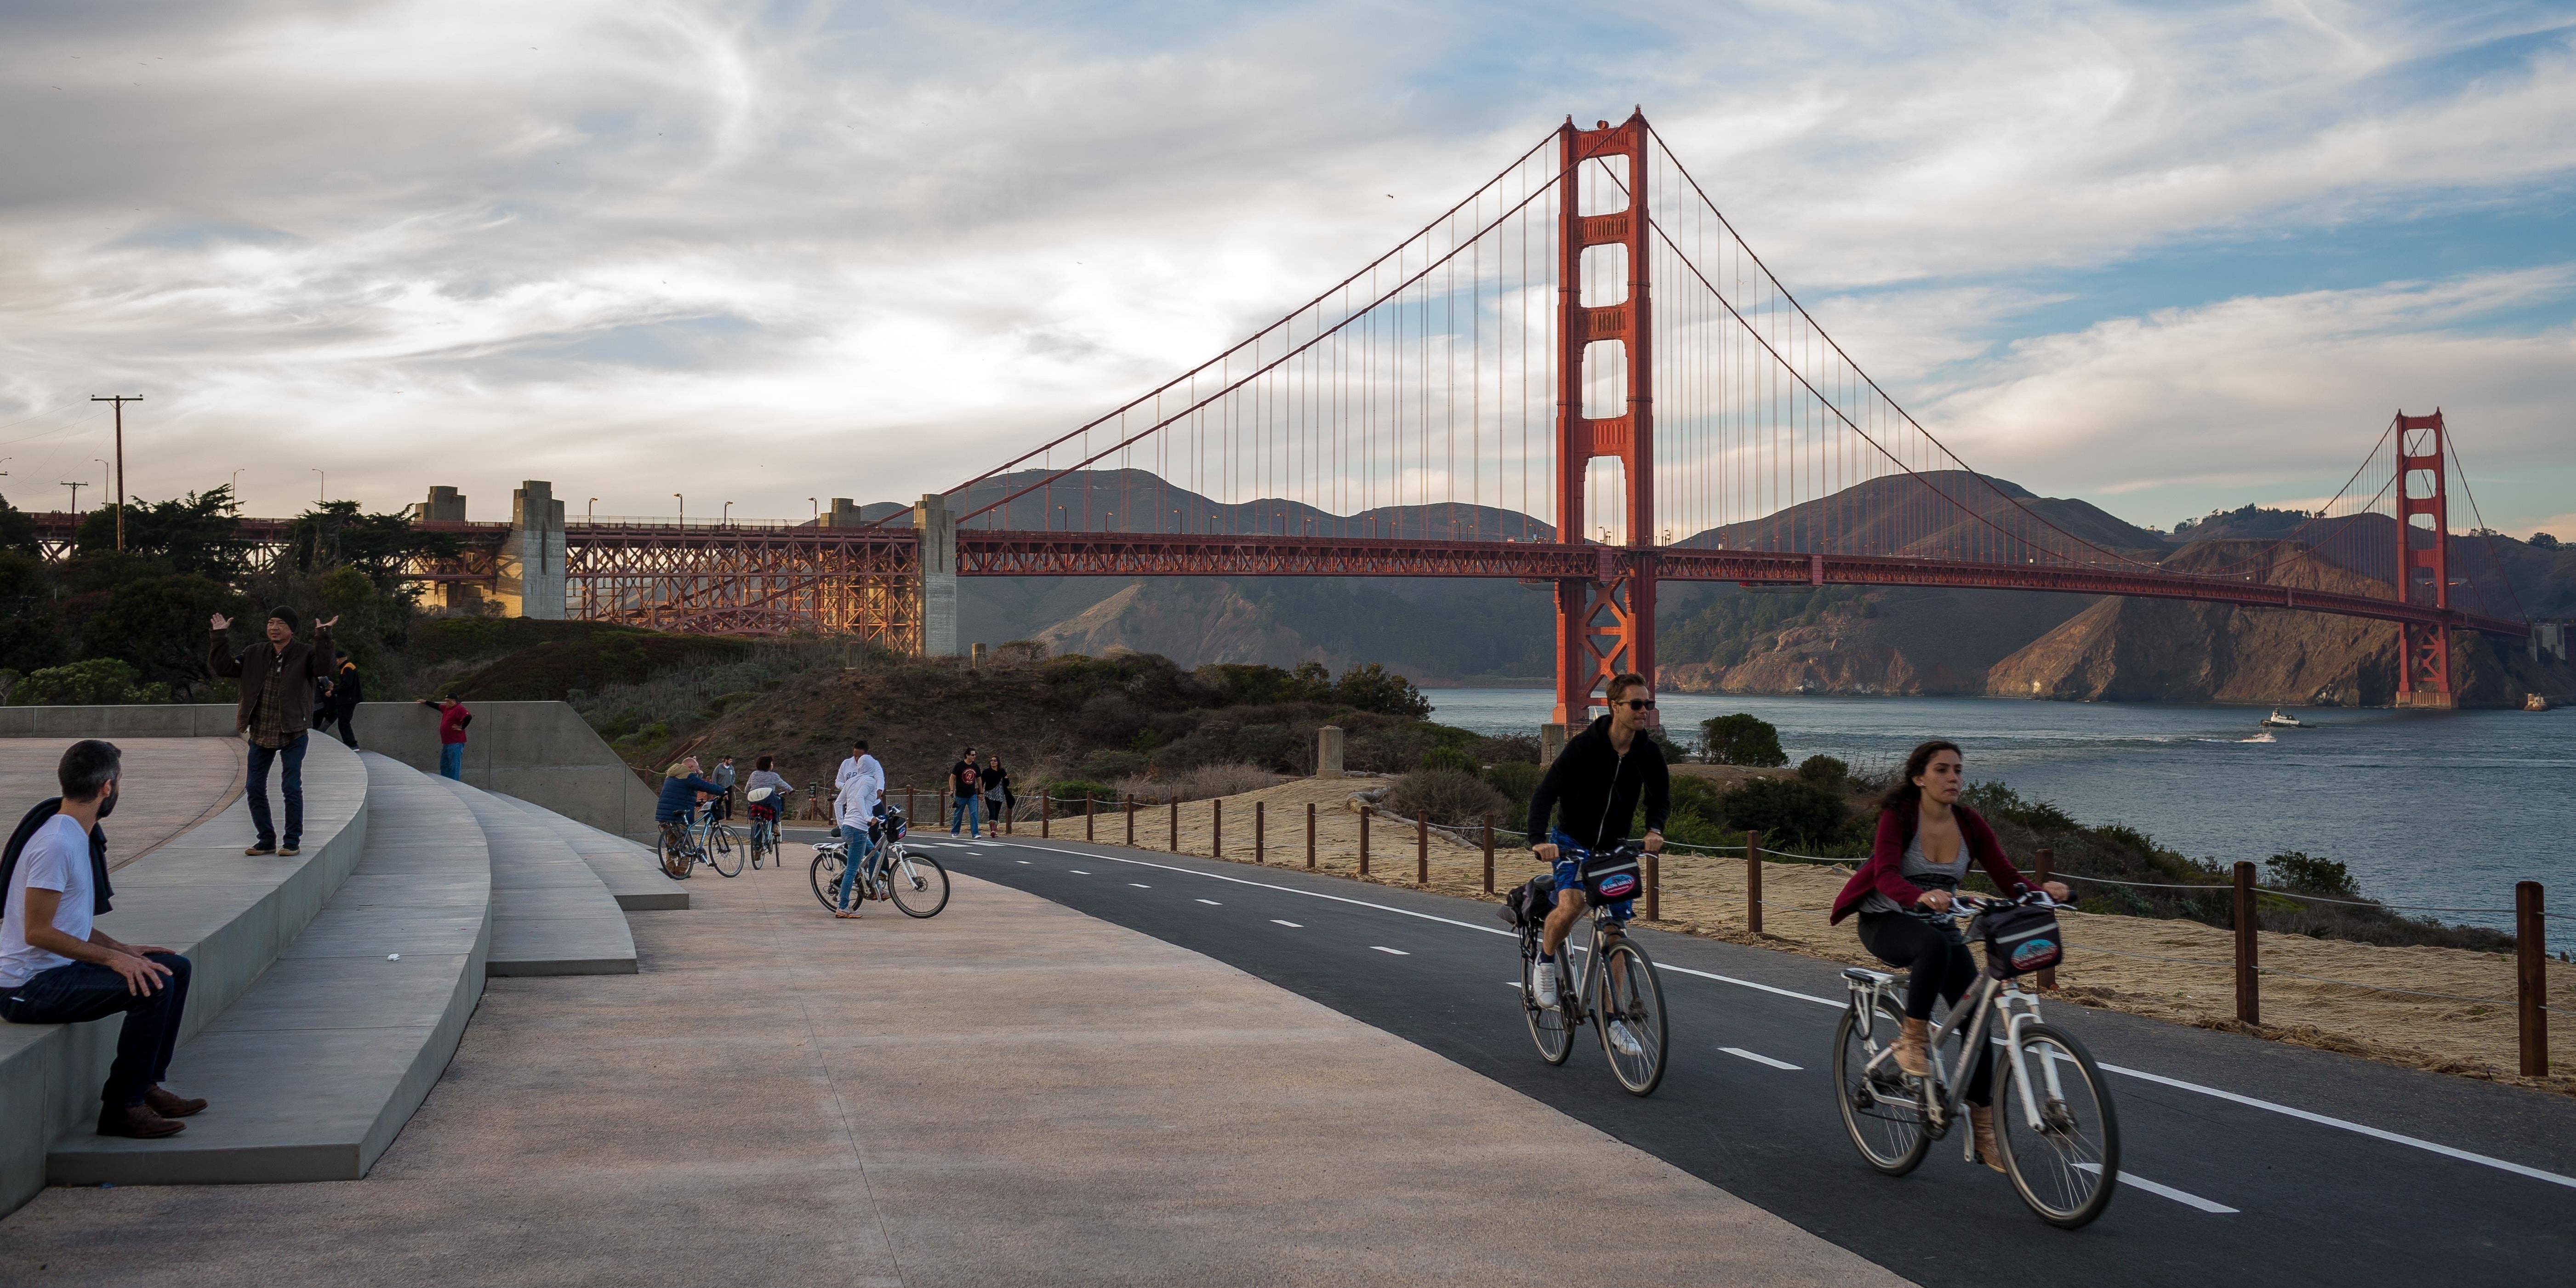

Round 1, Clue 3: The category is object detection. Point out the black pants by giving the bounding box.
[0,954,194,1109]
[1857,911,1994,1104]
[246,732,309,848]
[328,709,357,749]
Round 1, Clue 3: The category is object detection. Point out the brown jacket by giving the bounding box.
[209,627,334,739]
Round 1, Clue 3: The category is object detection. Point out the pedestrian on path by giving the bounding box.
[982,754,1012,832]
[711,755,737,821]
[325,651,362,749]
[947,747,982,838]
[833,739,885,918]
[208,608,337,856]
[0,739,208,1139]
[419,695,471,780]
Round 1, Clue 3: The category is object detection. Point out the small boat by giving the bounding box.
[2239,730,2277,744]
[2260,710,2304,728]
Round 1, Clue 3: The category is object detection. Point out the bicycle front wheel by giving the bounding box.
[1834,994,1932,1176]
[707,826,744,878]
[1994,1022,2120,1229]
[1596,938,1668,1095]
[888,849,950,918]
[809,850,852,912]
[658,827,694,881]
[1521,938,1574,1066]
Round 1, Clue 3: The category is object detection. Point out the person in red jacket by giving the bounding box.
[1829,739,2069,1171]
[419,696,471,780]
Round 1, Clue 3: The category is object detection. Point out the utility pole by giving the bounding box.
[62,481,84,513]
[91,394,140,552]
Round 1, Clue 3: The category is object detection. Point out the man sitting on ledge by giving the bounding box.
[0,740,206,1139]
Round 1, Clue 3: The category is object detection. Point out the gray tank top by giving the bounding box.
[1858,829,1972,916]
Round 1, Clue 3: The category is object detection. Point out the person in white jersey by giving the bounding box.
[832,737,887,918]
[0,740,208,1138]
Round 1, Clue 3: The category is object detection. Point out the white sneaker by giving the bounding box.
[1532,960,1561,1009]
[1608,1020,1645,1057]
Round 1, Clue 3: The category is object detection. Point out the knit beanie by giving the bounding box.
[268,606,297,627]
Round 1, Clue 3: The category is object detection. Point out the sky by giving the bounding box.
[2,0,2571,539]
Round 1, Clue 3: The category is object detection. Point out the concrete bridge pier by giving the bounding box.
[914,492,957,656]
[496,480,566,619]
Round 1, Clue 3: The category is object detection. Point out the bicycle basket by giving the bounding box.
[1501,874,1557,928]
[1976,903,2063,976]
[1582,849,1642,903]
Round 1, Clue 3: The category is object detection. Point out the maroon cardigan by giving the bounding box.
[1828,804,2030,924]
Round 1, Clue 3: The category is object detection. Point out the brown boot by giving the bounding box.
[97,1102,186,1139]
[1892,1017,1931,1077]
[143,1085,208,1118]
[1970,1105,2007,1173]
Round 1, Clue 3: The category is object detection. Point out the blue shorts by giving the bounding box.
[1550,832,1635,923]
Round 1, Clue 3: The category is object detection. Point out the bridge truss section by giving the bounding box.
[564,527,920,647]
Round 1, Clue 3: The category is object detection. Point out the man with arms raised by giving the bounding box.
[0,741,207,1138]
[1525,672,1669,1047]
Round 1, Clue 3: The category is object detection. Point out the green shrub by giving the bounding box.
[1719,777,1847,848]
[1035,778,1119,809]
[1382,769,1510,828]
[7,658,168,706]
[1419,745,1478,775]
[1960,781,2077,832]
[1796,754,1849,787]
[1700,713,1786,767]
[2264,851,2361,900]
[1482,760,1543,806]
[1333,662,1430,718]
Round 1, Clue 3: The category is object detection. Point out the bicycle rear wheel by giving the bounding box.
[707,825,744,878]
[1595,938,1668,1095]
[809,850,852,912]
[1521,936,1574,1065]
[658,826,694,881]
[1994,1022,2120,1228]
[1834,994,1932,1176]
[887,849,949,918]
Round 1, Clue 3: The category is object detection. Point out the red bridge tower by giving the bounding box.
[2395,410,2454,708]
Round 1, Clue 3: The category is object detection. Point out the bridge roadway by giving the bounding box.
[883,829,2576,1288]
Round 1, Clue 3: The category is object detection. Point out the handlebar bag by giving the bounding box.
[1976,903,2063,976]
[1583,849,1642,903]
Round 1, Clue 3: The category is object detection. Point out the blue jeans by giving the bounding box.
[949,794,980,837]
[0,953,193,1109]
[247,733,310,848]
[438,743,464,780]
[836,823,875,909]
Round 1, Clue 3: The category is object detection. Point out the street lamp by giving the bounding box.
[230,467,245,496]
[587,497,598,522]
[95,458,110,502]
[673,493,684,527]
[722,501,734,526]
[808,497,818,524]
[312,468,325,502]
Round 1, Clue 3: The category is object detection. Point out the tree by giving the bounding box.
[283,500,457,584]
[1719,777,1847,848]
[7,658,161,706]
[1700,712,1786,766]
[0,493,36,554]
[72,485,247,578]
[1797,754,1849,787]
[81,574,240,692]
[2534,532,2561,551]
[1333,662,1430,718]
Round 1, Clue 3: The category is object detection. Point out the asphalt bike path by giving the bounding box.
[867,829,2576,1288]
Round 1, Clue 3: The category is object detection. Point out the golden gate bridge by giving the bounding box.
[27,112,2537,714]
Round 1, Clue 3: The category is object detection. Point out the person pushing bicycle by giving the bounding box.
[1527,672,1669,1022]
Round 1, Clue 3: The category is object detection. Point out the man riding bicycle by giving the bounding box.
[1526,672,1669,1026]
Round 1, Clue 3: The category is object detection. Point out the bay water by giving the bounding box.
[1424,689,2573,949]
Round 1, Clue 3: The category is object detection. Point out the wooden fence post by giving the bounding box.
[2035,846,2057,991]
[1168,798,1179,853]
[1254,802,1265,865]
[1744,830,1763,935]
[2519,881,2548,1077]
[2234,861,2260,1026]
[1645,849,1659,923]
[1306,803,1316,869]
[1213,799,1223,860]
[906,787,916,823]
[1085,792,1095,843]
[1415,813,1429,886]
[1041,791,1050,838]
[1126,795,1136,847]
[1359,808,1370,876]
[1482,815,1495,894]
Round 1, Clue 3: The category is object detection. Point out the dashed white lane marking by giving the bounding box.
[1068,870,1089,875]
[961,838,2576,1194]
[1271,919,1302,928]
[2075,1164,2237,1214]
[1129,883,1151,888]
[1371,946,1409,956]
[1016,860,1031,865]
[1721,1047,1802,1071]
[1197,899,1222,906]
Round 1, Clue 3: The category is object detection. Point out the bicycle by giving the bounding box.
[1831,889,2120,1228]
[747,803,780,871]
[1512,842,1668,1096]
[655,820,698,881]
[808,808,949,918]
[692,803,744,878]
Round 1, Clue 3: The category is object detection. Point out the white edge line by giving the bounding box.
[1720,1046,1802,1071]
[2074,1163,2236,1214]
[1197,899,1223,905]
[967,838,2576,1193]
[1372,946,1409,955]
[1270,920,1302,928]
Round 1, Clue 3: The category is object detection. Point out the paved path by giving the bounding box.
[1,849,1903,1287]
[0,736,241,868]
[904,832,2576,1288]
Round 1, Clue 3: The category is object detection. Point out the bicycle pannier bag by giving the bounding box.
[1582,850,1642,903]
[1977,903,2063,976]
[1501,874,1557,927]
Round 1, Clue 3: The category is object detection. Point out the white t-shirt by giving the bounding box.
[0,814,94,989]
[834,754,884,827]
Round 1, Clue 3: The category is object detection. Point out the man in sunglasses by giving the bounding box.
[1526,672,1669,1030]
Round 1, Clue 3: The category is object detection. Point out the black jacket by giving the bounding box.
[1526,715,1670,851]
[1,799,113,920]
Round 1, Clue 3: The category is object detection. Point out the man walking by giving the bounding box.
[419,695,471,780]
[947,746,981,838]
[832,738,885,918]
[710,755,737,821]
[0,740,208,1139]
[325,650,362,749]
[209,609,337,856]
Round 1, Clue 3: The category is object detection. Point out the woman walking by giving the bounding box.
[1828,739,2069,1172]
[982,755,1012,834]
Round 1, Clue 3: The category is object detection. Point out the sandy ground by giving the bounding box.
[999,776,2576,1094]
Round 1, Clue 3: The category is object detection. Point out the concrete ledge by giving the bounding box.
[433,779,635,976]
[491,792,686,912]
[46,753,490,1187]
[0,735,368,1215]
[343,701,657,837]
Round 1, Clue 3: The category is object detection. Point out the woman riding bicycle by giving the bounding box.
[1829,739,2069,1171]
